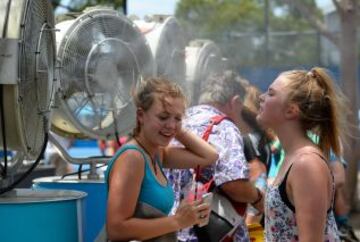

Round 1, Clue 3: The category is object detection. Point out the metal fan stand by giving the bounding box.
[48,133,109,180]
[0,0,56,191]
[0,1,87,242]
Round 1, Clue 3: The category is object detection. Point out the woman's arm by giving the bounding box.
[288,154,332,242]
[106,150,207,241]
[162,128,218,169]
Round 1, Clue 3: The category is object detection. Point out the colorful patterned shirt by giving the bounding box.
[166,105,250,242]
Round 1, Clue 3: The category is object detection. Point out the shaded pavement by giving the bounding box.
[349,172,360,239]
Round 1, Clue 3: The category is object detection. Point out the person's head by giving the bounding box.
[199,70,246,124]
[132,77,187,146]
[239,81,274,145]
[243,84,262,114]
[257,67,347,158]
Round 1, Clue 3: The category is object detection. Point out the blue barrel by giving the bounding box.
[33,176,107,242]
[0,188,86,242]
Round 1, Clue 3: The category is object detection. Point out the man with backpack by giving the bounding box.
[167,70,264,242]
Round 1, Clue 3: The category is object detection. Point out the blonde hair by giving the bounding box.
[280,67,348,158]
[240,82,272,145]
[132,77,187,136]
[243,84,261,114]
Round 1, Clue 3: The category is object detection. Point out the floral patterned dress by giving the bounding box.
[265,165,340,242]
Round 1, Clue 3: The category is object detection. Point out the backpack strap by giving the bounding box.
[201,115,231,141]
[195,115,248,218]
[195,115,232,184]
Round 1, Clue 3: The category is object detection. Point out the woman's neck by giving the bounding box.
[275,124,314,157]
[133,134,158,157]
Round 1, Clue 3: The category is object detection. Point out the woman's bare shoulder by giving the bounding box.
[290,152,330,181]
[112,148,146,171]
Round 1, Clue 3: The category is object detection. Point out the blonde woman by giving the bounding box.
[257,67,345,241]
[106,78,218,241]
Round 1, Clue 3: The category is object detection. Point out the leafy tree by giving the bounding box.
[176,0,263,35]
[175,0,321,67]
[176,0,264,66]
[265,0,322,66]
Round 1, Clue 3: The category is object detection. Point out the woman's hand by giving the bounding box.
[164,128,218,169]
[174,127,188,140]
[174,199,211,229]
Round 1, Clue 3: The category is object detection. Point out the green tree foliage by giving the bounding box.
[271,0,320,31]
[176,0,263,37]
[175,0,322,67]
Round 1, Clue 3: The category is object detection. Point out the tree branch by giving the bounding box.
[346,0,356,11]
[332,0,342,13]
[281,0,340,47]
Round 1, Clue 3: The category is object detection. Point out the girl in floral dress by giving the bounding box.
[257,67,347,241]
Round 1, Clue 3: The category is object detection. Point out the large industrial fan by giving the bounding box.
[185,39,229,105]
[134,15,187,91]
[0,0,55,191]
[0,1,86,242]
[32,8,156,242]
[51,8,155,140]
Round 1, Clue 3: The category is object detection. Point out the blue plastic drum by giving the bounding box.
[33,176,107,242]
[0,188,86,242]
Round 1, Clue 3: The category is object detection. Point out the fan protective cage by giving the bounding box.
[135,16,186,91]
[0,0,55,159]
[53,9,155,139]
[186,39,226,105]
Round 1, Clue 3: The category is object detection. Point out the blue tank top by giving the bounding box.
[105,144,174,215]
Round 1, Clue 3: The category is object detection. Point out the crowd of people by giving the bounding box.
[104,68,359,242]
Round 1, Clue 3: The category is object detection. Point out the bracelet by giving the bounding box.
[251,188,263,206]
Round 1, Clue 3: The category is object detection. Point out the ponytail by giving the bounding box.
[281,67,349,158]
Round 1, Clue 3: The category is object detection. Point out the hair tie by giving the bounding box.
[309,69,323,80]
[307,71,315,78]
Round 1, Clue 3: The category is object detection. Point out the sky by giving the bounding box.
[128,0,335,19]
[315,0,335,13]
[127,0,179,18]
[55,0,335,18]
